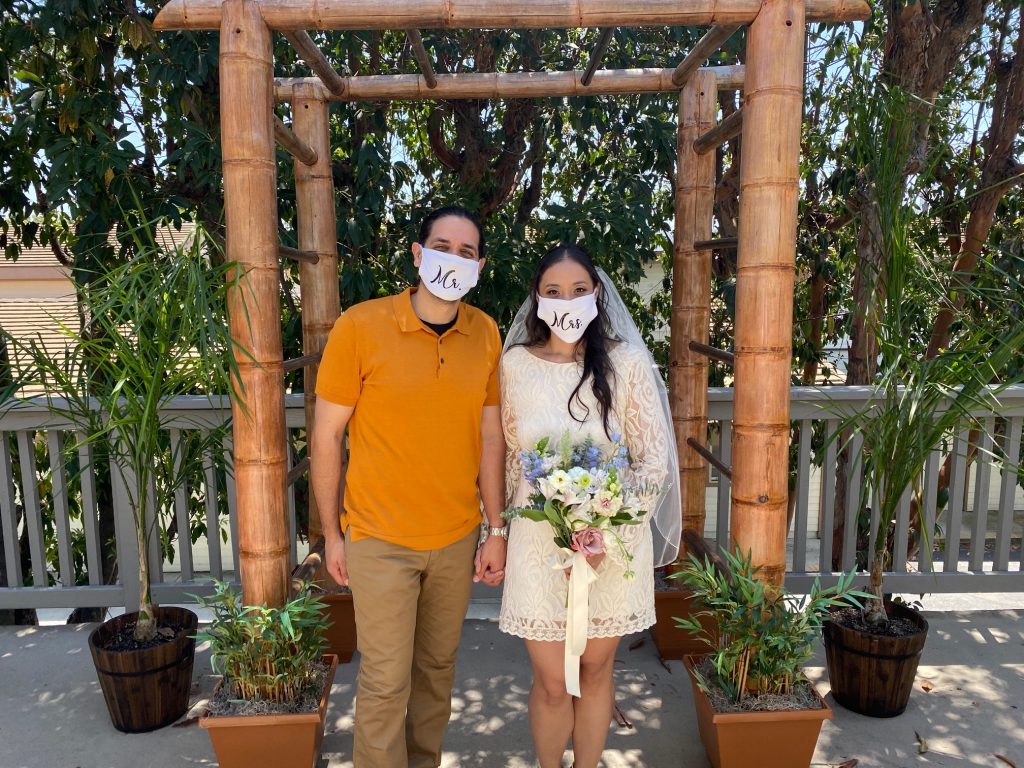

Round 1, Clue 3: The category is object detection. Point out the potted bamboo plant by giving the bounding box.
[5,215,239,731]
[193,581,338,768]
[674,549,866,768]
[820,81,1024,718]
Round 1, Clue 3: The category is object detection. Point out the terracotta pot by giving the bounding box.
[201,654,338,768]
[321,591,356,663]
[823,601,929,718]
[684,656,832,768]
[89,606,198,733]
[652,587,715,660]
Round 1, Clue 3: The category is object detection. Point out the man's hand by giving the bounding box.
[474,535,506,586]
[325,537,349,588]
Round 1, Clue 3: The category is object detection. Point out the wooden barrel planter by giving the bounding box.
[88,606,198,732]
[823,602,929,718]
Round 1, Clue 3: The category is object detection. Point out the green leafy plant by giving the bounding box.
[822,81,1024,627]
[3,211,240,642]
[673,550,866,705]
[194,581,329,706]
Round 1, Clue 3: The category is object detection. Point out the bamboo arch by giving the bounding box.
[154,0,870,606]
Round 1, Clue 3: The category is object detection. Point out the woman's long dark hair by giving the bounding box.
[520,243,615,438]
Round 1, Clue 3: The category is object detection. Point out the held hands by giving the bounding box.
[324,537,349,588]
[474,534,506,586]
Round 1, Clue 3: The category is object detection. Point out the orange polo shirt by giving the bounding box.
[316,287,501,550]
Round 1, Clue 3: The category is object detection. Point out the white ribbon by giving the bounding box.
[550,549,599,698]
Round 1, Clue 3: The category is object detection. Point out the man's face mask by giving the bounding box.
[535,292,599,344]
[418,247,480,301]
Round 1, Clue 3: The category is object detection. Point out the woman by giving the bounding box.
[499,243,681,768]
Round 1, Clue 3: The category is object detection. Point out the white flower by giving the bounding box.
[567,467,597,491]
[538,470,571,499]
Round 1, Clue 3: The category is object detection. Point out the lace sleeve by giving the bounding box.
[500,354,521,504]
[612,346,672,556]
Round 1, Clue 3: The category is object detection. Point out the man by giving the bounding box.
[311,205,507,767]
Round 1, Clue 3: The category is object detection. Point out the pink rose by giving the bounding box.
[570,527,605,556]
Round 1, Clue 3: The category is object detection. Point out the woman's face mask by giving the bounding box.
[535,292,599,344]
[418,247,480,301]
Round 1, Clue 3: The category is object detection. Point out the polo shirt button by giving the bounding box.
[440,358,445,364]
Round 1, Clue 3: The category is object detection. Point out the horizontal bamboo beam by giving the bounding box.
[687,438,733,480]
[275,66,745,102]
[688,341,735,365]
[406,29,438,88]
[287,456,311,485]
[280,244,320,264]
[282,352,323,372]
[581,28,615,87]
[282,30,348,97]
[154,0,871,31]
[672,24,742,86]
[693,236,739,250]
[693,107,743,155]
[273,115,318,165]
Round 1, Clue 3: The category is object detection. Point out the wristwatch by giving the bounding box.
[479,521,509,545]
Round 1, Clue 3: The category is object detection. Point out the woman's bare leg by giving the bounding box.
[525,639,574,768]
[569,636,620,768]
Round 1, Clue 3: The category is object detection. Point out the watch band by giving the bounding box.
[479,521,509,544]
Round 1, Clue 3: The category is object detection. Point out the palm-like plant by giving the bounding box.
[825,82,1024,626]
[5,215,239,641]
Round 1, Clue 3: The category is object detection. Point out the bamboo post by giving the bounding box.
[220,0,290,607]
[730,0,806,587]
[273,66,747,102]
[292,82,342,573]
[671,70,717,546]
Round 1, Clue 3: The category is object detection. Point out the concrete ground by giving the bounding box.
[1,606,1022,768]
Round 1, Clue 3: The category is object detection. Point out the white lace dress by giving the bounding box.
[498,342,671,641]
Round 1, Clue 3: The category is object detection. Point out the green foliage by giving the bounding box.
[194,581,329,705]
[1,211,239,637]
[673,550,866,704]
[821,79,1024,620]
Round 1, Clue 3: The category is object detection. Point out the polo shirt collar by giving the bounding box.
[395,287,471,336]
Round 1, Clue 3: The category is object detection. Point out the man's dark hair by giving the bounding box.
[418,205,486,261]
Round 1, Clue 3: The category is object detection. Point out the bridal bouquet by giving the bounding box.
[503,433,644,578]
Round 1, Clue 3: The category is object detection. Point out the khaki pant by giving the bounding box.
[346,528,477,768]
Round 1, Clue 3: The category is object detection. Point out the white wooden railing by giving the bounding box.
[1,387,1022,611]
